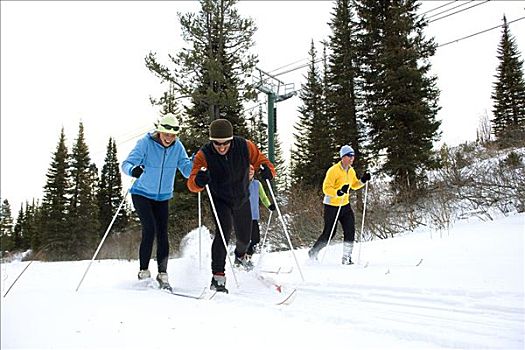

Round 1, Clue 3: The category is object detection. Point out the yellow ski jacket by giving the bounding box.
[322,161,364,206]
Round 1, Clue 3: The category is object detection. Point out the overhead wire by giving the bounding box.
[268,57,310,75]
[420,0,458,16]
[437,15,525,48]
[425,0,475,20]
[270,2,493,76]
[103,0,512,152]
[429,0,490,23]
[90,125,151,159]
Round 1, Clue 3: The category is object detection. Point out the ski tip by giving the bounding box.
[276,289,297,306]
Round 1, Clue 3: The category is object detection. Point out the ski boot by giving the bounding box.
[308,249,318,261]
[156,272,172,291]
[210,273,228,293]
[138,269,151,280]
[342,256,354,265]
[234,253,254,271]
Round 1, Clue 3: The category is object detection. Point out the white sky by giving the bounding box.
[1,1,524,211]
[2,212,524,348]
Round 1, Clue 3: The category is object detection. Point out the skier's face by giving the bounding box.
[159,132,176,147]
[213,140,231,155]
[341,154,354,167]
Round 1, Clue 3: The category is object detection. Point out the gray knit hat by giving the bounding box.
[209,119,233,141]
[340,145,355,158]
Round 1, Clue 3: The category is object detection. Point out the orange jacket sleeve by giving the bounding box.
[187,150,208,193]
[247,140,277,178]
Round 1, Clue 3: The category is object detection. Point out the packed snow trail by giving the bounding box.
[1,213,523,349]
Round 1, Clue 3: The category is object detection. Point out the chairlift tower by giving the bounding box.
[254,68,296,163]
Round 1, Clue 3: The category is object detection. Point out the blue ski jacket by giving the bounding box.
[122,133,193,201]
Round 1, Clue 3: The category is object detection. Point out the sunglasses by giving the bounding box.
[161,124,180,132]
[213,140,231,147]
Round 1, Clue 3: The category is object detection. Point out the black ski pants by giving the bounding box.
[132,194,170,273]
[311,203,355,254]
[246,219,260,256]
[211,198,252,274]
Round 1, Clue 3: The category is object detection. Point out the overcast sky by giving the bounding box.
[1,1,524,212]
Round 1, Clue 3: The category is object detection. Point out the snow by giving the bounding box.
[1,213,524,350]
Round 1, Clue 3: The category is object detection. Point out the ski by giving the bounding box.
[276,288,297,306]
[385,258,424,274]
[208,290,219,300]
[259,266,293,274]
[207,287,297,306]
[134,278,207,299]
[254,272,297,305]
[162,287,208,300]
[255,273,283,293]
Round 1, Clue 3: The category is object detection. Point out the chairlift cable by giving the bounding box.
[429,0,490,23]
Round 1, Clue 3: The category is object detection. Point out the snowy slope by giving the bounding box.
[1,213,524,350]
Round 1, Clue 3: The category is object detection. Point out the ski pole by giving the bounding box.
[198,191,202,270]
[2,241,56,298]
[76,184,131,292]
[3,261,34,298]
[204,181,239,287]
[255,210,273,271]
[357,181,369,264]
[265,178,305,282]
[320,196,345,263]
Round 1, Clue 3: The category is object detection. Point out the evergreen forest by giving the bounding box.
[1,0,524,262]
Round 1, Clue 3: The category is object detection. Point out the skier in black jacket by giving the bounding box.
[187,119,276,293]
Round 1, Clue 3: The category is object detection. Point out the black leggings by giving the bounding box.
[132,194,169,273]
[311,203,355,253]
[247,220,260,255]
[210,199,252,274]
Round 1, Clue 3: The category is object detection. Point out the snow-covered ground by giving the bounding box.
[1,213,524,349]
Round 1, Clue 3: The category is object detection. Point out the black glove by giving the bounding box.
[336,184,350,196]
[268,203,276,211]
[360,172,371,183]
[260,163,273,181]
[195,168,211,188]
[131,165,144,178]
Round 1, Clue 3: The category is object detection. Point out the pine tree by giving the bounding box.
[0,199,14,253]
[145,0,258,145]
[272,132,288,191]
[9,200,43,255]
[20,200,43,252]
[290,40,325,188]
[41,128,71,259]
[356,0,441,196]
[325,0,365,173]
[68,122,100,259]
[491,15,525,145]
[312,43,338,177]
[98,137,127,234]
[249,106,268,153]
[12,205,27,252]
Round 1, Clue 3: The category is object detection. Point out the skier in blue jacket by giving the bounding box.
[122,112,193,291]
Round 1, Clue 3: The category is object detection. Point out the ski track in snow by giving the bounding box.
[294,280,523,349]
[1,213,524,349]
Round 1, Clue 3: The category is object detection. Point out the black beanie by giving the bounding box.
[209,119,233,141]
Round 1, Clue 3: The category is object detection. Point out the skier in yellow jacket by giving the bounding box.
[308,145,371,264]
